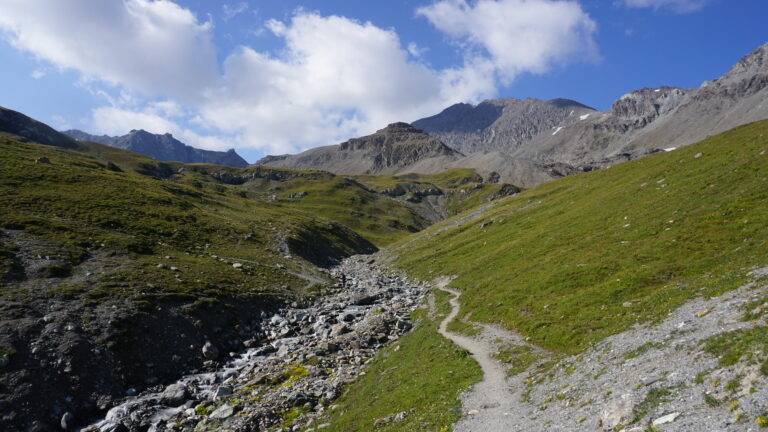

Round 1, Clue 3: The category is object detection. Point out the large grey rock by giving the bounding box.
[161,383,188,407]
[202,342,219,360]
[214,385,233,400]
[330,324,350,337]
[209,404,235,420]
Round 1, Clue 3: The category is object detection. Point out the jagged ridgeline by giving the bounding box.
[0,107,512,429]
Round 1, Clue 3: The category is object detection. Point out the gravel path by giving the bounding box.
[436,280,522,431]
[436,267,768,432]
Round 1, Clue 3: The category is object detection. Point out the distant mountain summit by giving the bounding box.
[413,98,595,155]
[64,129,249,168]
[246,41,768,187]
[256,122,463,175]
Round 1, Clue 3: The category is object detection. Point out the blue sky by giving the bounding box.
[0,0,765,162]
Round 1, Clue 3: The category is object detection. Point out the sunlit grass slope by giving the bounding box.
[393,120,768,354]
[316,289,482,431]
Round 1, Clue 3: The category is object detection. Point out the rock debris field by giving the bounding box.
[83,255,428,432]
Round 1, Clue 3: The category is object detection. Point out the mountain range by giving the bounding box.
[64,129,249,168]
[258,42,768,188]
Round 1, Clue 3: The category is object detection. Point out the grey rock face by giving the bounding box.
[413,98,595,155]
[256,122,464,175]
[63,129,249,168]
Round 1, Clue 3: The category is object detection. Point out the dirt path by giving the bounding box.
[436,281,523,431]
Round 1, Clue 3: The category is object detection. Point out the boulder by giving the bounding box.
[60,412,75,430]
[210,404,236,420]
[202,342,219,360]
[161,383,189,407]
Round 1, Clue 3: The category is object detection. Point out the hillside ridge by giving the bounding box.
[64,128,249,168]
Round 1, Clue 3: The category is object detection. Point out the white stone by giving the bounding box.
[652,412,681,426]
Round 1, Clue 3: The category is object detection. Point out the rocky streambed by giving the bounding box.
[82,255,427,432]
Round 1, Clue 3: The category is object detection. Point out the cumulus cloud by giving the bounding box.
[0,0,218,102]
[619,0,706,13]
[197,12,488,153]
[0,0,600,155]
[417,0,598,82]
[90,105,234,151]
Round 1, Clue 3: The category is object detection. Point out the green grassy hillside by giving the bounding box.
[1,137,344,301]
[0,131,510,304]
[392,119,768,354]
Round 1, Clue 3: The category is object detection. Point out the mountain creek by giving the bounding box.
[80,255,427,432]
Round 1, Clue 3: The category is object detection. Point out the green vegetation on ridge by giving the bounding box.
[392,120,768,354]
[0,133,504,305]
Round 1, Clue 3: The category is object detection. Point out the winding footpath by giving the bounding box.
[436,281,521,431]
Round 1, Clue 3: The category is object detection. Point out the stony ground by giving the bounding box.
[83,255,428,432]
[440,266,768,432]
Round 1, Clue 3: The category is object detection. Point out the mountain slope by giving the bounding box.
[415,42,768,171]
[412,97,596,155]
[0,106,78,149]
[64,128,249,168]
[391,119,768,354]
[257,122,464,175]
[315,119,768,432]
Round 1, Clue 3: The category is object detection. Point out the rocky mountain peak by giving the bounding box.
[378,122,423,134]
[63,129,249,167]
[722,41,768,81]
[611,86,690,124]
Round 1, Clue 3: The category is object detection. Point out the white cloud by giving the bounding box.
[91,106,180,136]
[50,114,71,130]
[0,1,600,155]
[223,2,249,21]
[417,0,598,82]
[90,105,234,151]
[0,0,218,102]
[407,42,429,58]
[619,0,706,13]
[196,12,482,153]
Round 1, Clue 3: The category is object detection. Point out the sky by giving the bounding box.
[0,0,765,162]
